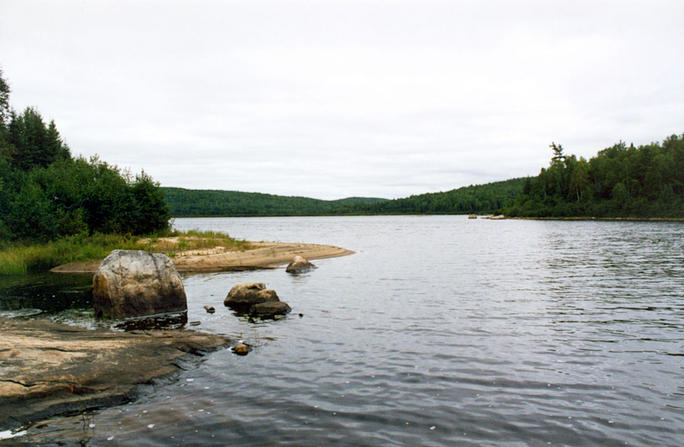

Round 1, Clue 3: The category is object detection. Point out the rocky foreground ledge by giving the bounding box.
[0,318,228,429]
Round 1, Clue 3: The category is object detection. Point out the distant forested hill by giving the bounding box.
[162,178,525,217]
[162,187,388,216]
[359,178,526,215]
[503,134,684,218]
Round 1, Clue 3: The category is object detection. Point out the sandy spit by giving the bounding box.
[50,241,354,274]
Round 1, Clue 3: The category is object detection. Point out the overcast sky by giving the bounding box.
[1,0,683,199]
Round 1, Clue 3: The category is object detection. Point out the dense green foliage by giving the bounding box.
[162,187,389,216]
[163,178,525,217]
[0,69,170,244]
[357,178,526,215]
[503,136,684,218]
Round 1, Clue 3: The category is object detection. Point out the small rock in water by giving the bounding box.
[233,343,249,356]
[224,282,279,313]
[204,306,215,314]
[249,301,291,319]
[285,256,316,274]
[298,313,303,318]
[189,321,201,326]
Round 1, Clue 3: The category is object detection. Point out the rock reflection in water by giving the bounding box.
[113,311,189,331]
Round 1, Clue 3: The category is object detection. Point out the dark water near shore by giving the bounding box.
[2,216,683,446]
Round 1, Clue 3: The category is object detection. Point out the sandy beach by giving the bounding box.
[50,241,354,274]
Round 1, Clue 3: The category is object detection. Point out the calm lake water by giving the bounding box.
[2,216,683,446]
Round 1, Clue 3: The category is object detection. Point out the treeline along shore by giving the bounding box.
[503,139,684,218]
[164,134,683,219]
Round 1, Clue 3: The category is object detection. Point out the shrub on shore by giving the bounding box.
[0,68,171,244]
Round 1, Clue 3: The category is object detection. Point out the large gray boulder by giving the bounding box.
[92,250,187,320]
[285,255,315,273]
[224,282,279,312]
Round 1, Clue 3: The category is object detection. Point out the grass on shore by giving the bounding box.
[142,230,251,256]
[0,230,250,275]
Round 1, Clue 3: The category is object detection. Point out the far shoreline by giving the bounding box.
[171,214,684,222]
[506,216,684,222]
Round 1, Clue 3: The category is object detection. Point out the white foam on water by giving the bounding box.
[0,429,27,440]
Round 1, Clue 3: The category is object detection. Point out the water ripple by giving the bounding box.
[5,217,684,446]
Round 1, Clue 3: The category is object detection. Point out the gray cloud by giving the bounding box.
[1,0,683,199]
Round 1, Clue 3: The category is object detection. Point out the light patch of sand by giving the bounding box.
[172,241,353,272]
[51,241,354,274]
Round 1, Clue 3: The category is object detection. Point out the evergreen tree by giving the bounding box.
[0,69,171,243]
[8,107,51,169]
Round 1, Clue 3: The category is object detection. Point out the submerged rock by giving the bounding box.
[224,282,279,312]
[92,250,187,320]
[285,255,315,273]
[250,301,291,319]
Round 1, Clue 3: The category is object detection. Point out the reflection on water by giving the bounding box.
[2,217,683,446]
[0,272,188,331]
[0,273,93,324]
[114,311,188,331]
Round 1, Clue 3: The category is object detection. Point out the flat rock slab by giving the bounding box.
[0,318,228,430]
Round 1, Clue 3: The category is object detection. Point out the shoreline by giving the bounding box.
[506,216,684,222]
[50,241,355,274]
[170,213,684,221]
[1,240,354,431]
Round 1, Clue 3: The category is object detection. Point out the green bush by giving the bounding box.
[0,74,170,243]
